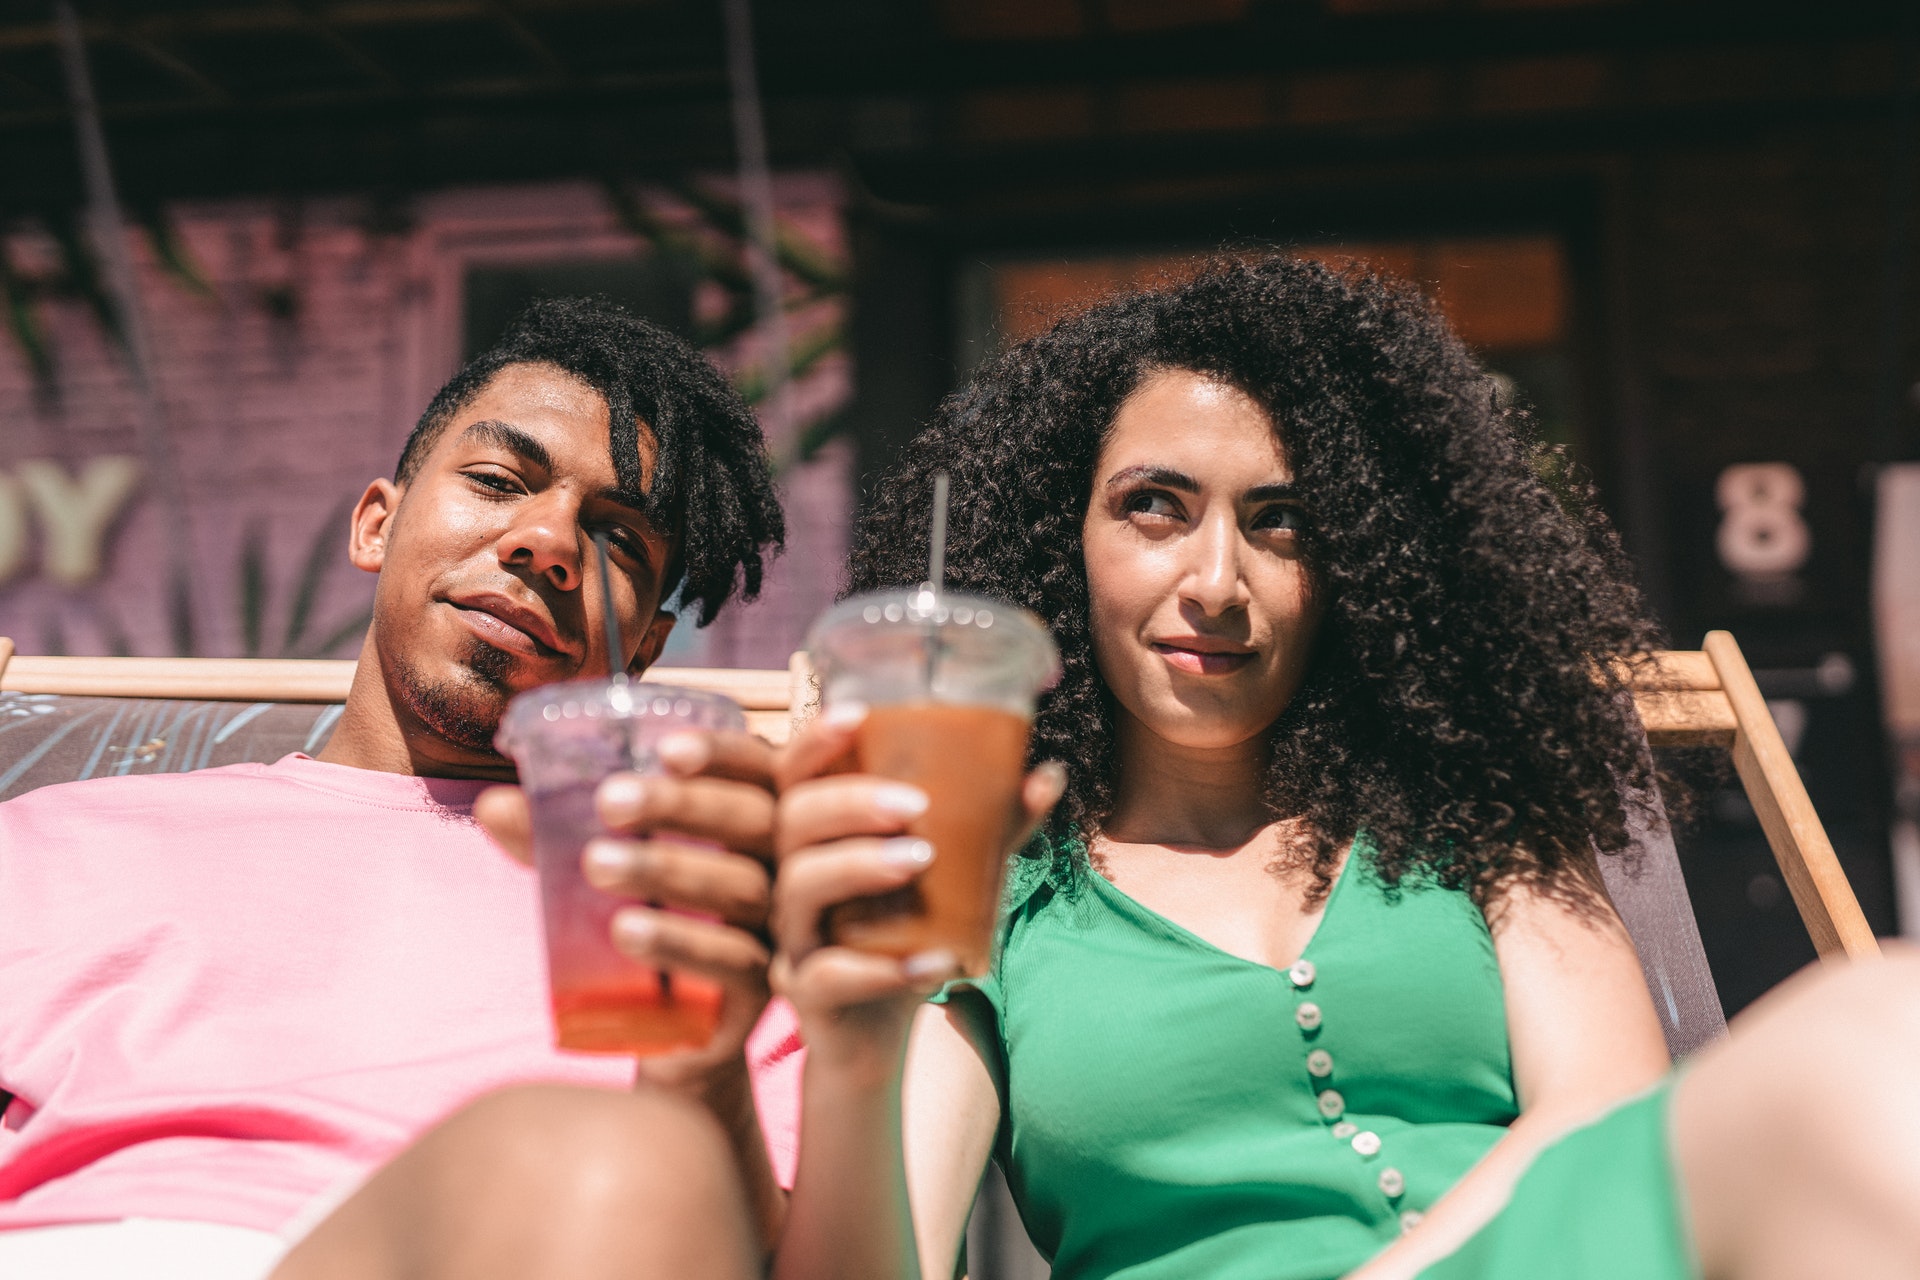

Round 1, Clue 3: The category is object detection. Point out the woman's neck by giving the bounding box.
[1101,707,1274,849]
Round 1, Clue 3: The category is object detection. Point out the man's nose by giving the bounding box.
[498,494,582,591]
[1181,515,1250,616]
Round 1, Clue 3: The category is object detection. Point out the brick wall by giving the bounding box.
[0,176,851,671]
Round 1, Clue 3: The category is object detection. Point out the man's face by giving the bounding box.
[355,362,677,759]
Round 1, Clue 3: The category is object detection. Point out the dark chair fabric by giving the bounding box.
[1598,784,1728,1058]
[0,692,342,802]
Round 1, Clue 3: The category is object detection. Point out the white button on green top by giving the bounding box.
[1331,1121,1358,1140]
[1400,1210,1425,1233]
[1351,1130,1382,1157]
[1378,1167,1405,1198]
[1288,959,1316,988]
[1294,1001,1323,1031]
[1306,1049,1334,1078]
[1316,1090,1344,1120]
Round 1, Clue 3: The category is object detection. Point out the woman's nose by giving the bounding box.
[498,495,582,591]
[1181,517,1250,616]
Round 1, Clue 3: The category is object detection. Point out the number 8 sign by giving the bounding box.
[1716,463,1812,578]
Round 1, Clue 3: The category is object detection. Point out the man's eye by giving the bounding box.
[599,525,651,566]
[467,470,520,494]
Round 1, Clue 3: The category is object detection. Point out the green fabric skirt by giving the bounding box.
[1419,1082,1697,1280]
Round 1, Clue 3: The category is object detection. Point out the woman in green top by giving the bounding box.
[766,257,1920,1280]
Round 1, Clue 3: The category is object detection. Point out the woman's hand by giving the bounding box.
[475,729,778,1092]
[768,702,1065,1076]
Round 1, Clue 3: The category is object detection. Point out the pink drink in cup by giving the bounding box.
[497,679,744,1054]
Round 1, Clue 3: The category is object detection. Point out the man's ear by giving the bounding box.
[628,610,676,676]
[347,479,402,575]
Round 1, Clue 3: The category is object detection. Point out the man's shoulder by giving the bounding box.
[1,760,284,818]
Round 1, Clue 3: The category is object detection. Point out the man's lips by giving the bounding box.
[448,596,572,660]
[1151,640,1256,676]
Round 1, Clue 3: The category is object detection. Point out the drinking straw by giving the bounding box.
[592,531,670,999]
[591,532,628,685]
[923,472,950,693]
[927,472,950,590]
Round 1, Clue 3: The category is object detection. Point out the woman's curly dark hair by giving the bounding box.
[846,255,1664,903]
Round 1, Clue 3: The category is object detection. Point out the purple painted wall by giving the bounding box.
[0,177,851,670]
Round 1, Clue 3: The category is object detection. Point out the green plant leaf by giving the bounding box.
[600,176,756,296]
[282,496,354,655]
[671,179,848,293]
[136,205,216,300]
[778,407,853,474]
[238,518,268,657]
[46,212,128,356]
[732,317,844,404]
[169,565,196,657]
[300,608,373,660]
[0,241,56,390]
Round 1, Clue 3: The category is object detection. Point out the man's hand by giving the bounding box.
[476,729,777,1093]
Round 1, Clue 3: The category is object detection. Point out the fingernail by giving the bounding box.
[873,784,929,818]
[822,700,869,727]
[881,837,935,869]
[903,949,959,980]
[613,907,658,947]
[1036,760,1069,795]
[582,839,631,887]
[657,732,708,774]
[597,774,646,824]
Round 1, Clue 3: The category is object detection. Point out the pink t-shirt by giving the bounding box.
[0,754,802,1234]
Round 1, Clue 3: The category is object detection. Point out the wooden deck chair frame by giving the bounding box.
[0,638,811,746]
[1632,630,1878,960]
[0,629,1878,960]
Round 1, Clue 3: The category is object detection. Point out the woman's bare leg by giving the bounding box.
[271,1084,759,1280]
[1674,948,1920,1280]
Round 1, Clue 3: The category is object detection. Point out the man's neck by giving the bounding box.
[315,634,518,782]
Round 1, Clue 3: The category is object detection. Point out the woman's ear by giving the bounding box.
[347,479,402,574]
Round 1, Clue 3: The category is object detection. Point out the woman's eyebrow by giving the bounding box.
[1105,465,1197,492]
[1246,482,1300,502]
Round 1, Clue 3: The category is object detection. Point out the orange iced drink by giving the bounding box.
[808,589,1060,976]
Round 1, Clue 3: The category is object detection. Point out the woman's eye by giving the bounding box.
[1124,490,1181,520]
[1255,505,1305,533]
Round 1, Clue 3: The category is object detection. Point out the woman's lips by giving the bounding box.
[1151,642,1255,676]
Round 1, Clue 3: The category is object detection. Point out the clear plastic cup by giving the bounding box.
[496,679,746,1055]
[807,587,1060,974]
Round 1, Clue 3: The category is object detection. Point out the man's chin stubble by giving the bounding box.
[393,639,518,756]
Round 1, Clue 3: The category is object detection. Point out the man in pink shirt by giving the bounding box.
[0,298,798,1279]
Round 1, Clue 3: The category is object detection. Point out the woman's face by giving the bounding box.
[1082,368,1323,753]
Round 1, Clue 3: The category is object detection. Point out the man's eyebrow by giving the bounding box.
[456,419,553,473]
[593,485,652,516]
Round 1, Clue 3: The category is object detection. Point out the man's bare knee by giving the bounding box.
[277,1085,756,1280]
